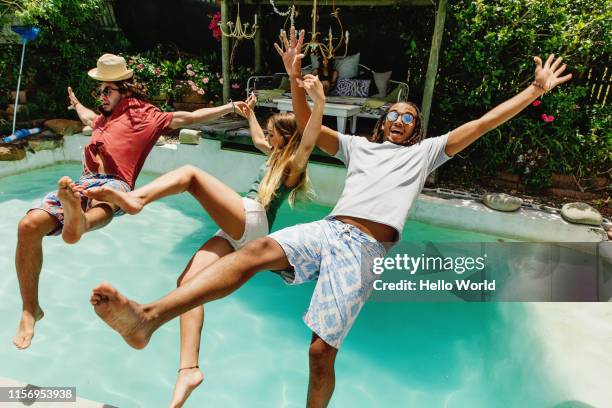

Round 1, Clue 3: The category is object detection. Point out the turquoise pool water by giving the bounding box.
[0,164,563,407]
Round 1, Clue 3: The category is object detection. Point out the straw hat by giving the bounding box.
[88,54,133,81]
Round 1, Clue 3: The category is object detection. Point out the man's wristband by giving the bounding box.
[531,80,547,92]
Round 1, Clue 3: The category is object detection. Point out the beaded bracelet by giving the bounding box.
[531,80,547,92]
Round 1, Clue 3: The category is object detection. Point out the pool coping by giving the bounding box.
[0,134,606,242]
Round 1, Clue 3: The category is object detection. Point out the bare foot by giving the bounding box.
[12,307,44,349]
[84,187,144,215]
[90,283,154,349]
[169,368,204,408]
[57,176,86,244]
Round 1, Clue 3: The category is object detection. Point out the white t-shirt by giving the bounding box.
[330,132,452,240]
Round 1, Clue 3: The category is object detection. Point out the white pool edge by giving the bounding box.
[0,134,606,243]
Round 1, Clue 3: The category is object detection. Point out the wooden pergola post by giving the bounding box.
[421,0,447,132]
[254,1,262,73]
[221,0,231,103]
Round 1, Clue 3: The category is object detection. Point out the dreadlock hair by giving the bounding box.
[114,76,148,101]
[369,101,426,147]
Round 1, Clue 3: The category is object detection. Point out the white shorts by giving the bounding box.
[214,197,269,250]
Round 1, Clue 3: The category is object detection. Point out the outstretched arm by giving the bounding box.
[68,87,97,127]
[236,93,272,155]
[275,27,340,156]
[169,101,248,129]
[285,75,325,187]
[446,54,572,156]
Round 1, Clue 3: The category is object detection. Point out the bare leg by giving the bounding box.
[90,237,290,349]
[14,178,117,348]
[85,165,246,240]
[307,333,338,408]
[170,236,233,408]
[13,210,58,349]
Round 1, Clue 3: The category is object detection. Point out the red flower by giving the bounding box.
[546,115,555,123]
[208,12,222,42]
[137,64,144,70]
[532,100,541,107]
[540,114,548,121]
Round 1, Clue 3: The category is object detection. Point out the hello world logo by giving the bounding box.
[371,253,496,292]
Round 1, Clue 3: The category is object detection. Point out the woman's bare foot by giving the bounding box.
[12,306,44,350]
[90,283,155,349]
[84,187,144,215]
[57,176,86,244]
[169,368,204,408]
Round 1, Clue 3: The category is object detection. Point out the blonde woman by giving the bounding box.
[86,80,324,407]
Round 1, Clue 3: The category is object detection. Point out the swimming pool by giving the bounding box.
[0,164,576,407]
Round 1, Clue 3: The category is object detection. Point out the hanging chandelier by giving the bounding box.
[219,1,258,40]
[303,0,349,59]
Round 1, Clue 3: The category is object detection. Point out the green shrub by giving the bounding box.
[434,0,612,188]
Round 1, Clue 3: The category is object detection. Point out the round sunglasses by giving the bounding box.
[385,111,414,125]
[99,86,120,97]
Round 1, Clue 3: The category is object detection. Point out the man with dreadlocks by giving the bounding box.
[12,54,248,350]
[88,29,572,407]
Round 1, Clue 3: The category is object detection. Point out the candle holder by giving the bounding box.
[219,2,258,40]
[303,0,348,59]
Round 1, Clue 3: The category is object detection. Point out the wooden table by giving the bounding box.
[274,99,361,134]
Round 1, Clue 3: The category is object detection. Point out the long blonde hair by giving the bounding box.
[257,113,313,209]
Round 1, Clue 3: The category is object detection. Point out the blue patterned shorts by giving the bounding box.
[269,217,386,349]
[30,171,131,236]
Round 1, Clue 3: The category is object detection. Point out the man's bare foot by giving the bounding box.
[57,176,86,244]
[90,283,154,349]
[12,307,44,349]
[169,368,204,408]
[84,187,144,215]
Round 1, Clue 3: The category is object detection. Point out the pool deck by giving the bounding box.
[0,132,607,243]
[0,377,116,407]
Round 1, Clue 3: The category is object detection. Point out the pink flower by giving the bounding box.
[155,67,161,76]
[219,77,224,84]
[540,114,548,121]
[546,115,555,123]
[137,64,144,70]
[197,89,205,95]
[231,83,240,89]
[187,80,195,86]
[202,77,210,84]
[191,85,198,91]
[187,70,195,77]
[532,100,540,107]
[186,64,193,69]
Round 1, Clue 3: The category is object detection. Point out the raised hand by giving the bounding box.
[273,26,305,77]
[297,74,325,106]
[533,54,572,92]
[67,86,80,110]
[233,100,250,118]
[245,92,257,110]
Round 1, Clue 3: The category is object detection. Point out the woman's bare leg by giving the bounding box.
[169,236,233,408]
[86,165,247,239]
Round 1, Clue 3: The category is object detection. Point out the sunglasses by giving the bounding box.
[99,86,120,97]
[385,111,414,125]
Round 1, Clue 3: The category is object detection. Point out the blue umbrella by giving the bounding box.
[10,25,40,134]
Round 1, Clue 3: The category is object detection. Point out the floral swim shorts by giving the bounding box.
[30,171,131,236]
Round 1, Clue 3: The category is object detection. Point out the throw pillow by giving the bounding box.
[372,71,392,98]
[279,76,291,91]
[331,78,371,97]
[334,53,360,79]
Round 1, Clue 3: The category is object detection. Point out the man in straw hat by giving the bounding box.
[12,53,248,349]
